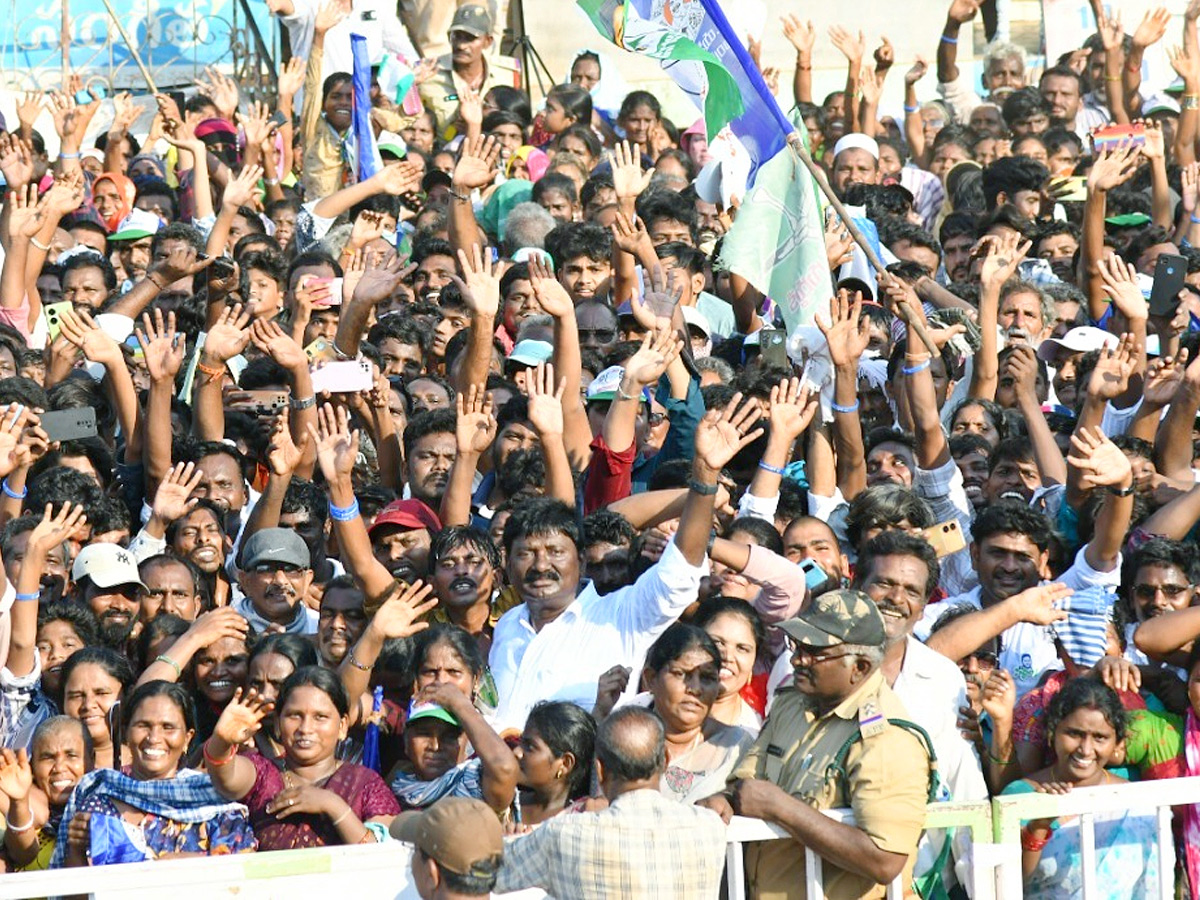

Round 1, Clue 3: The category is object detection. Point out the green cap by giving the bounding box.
[778,588,886,649]
[1104,212,1151,228]
[407,701,460,727]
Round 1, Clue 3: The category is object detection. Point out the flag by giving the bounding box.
[351,34,382,182]
[362,685,384,773]
[377,54,426,117]
[576,0,792,180]
[718,128,833,332]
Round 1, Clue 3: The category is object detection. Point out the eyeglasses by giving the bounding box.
[967,650,999,670]
[1133,583,1190,600]
[786,639,857,665]
[647,412,666,426]
[248,562,303,575]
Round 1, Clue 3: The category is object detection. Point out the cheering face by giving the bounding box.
[126,695,194,781]
[193,636,250,705]
[1051,706,1121,784]
[972,533,1047,603]
[63,663,123,747]
[317,587,368,666]
[32,723,90,806]
[278,686,348,768]
[704,612,757,699]
[1131,563,1195,622]
[507,531,581,618]
[246,652,296,707]
[37,620,86,698]
[172,506,226,574]
[855,554,930,646]
[323,78,354,133]
[431,543,494,610]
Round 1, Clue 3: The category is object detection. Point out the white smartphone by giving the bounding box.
[310,359,372,393]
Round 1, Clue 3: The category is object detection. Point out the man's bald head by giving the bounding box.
[596,707,666,794]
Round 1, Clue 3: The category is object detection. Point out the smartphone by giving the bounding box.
[267,110,288,131]
[921,519,967,558]
[799,558,829,591]
[1053,175,1087,202]
[1091,123,1145,153]
[320,277,344,307]
[210,256,236,281]
[226,390,288,415]
[304,337,337,364]
[41,407,98,442]
[43,301,73,343]
[760,330,788,369]
[311,359,373,393]
[1150,252,1187,318]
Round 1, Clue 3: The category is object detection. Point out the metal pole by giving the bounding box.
[785,132,941,358]
[99,0,158,93]
[61,0,70,88]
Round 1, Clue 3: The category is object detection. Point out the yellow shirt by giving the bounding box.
[418,52,521,142]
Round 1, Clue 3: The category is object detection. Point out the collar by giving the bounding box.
[826,668,887,721]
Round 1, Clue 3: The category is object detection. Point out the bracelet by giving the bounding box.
[1191,214,1200,225]
[798,64,813,71]
[5,813,34,834]
[14,592,39,602]
[687,479,719,496]
[1107,483,1136,497]
[940,34,958,45]
[1020,826,1050,852]
[202,738,237,767]
[903,104,919,113]
[290,395,316,411]
[346,646,373,671]
[1103,74,1121,82]
[987,750,1012,765]
[155,654,182,678]
[449,188,470,202]
[196,360,225,379]
[901,358,932,376]
[330,807,353,828]
[616,385,641,402]
[59,152,80,160]
[1,478,27,500]
[328,498,361,522]
[757,461,786,475]
[331,341,355,361]
[29,236,50,252]
[831,400,860,413]
[263,177,281,186]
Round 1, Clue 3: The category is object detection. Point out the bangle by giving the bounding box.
[687,479,719,496]
[29,236,50,252]
[155,654,182,678]
[798,65,813,71]
[901,358,932,376]
[449,188,470,202]
[1103,74,1121,82]
[5,813,34,834]
[1020,826,1050,852]
[940,34,958,44]
[346,646,373,671]
[329,498,360,522]
[987,750,1012,765]
[1191,214,1200,225]
[264,177,281,186]
[59,152,80,159]
[903,104,919,113]
[196,360,225,379]
[202,738,237,767]
[1185,96,1200,111]
[330,807,353,828]
[616,384,642,402]
[757,461,786,475]
[290,395,316,411]
[1107,483,1136,497]
[1,478,27,500]
[14,592,39,602]
[831,400,860,413]
[331,341,355,361]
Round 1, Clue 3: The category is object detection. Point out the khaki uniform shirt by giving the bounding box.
[730,669,930,900]
[418,52,521,142]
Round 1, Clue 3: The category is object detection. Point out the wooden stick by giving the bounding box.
[785,132,941,358]
[100,0,158,94]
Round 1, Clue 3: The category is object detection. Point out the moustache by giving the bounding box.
[524,570,560,583]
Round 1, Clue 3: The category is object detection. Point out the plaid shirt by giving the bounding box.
[494,788,726,898]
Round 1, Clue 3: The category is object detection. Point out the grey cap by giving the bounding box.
[240,527,310,570]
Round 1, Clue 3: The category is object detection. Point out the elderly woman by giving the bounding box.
[52,681,256,866]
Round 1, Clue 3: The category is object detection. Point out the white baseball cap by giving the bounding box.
[72,544,145,590]
[1036,326,1118,363]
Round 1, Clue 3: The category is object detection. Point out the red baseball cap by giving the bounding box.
[369,499,442,536]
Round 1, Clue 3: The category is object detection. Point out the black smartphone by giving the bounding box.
[267,110,288,131]
[1150,252,1187,318]
[760,330,788,368]
[41,408,98,442]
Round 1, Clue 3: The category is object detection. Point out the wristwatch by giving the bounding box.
[290,395,316,411]
[1107,483,1135,497]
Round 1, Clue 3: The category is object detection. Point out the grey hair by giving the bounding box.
[515,314,554,342]
[1001,279,1055,331]
[982,41,1027,73]
[503,202,557,256]
[694,356,734,384]
[842,643,884,666]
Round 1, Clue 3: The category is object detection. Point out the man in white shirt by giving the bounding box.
[269,0,419,88]
[489,398,762,730]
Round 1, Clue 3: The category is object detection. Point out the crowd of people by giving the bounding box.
[0,0,1199,896]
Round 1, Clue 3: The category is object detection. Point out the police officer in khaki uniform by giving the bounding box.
[418,4,520,142]
[700,590,931,900]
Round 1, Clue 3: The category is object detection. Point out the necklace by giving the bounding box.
[284,761,341,789]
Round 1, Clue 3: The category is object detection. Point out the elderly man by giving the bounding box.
[494,707,726,898]
[391,797,503,899]
[233,527,317,635]
[702,590,931,900]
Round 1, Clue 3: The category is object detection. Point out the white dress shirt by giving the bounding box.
[282,0,418,88]
[490,539,707,731]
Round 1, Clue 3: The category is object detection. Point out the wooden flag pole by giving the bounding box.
[784,132,941,359]
[100,0,158,94]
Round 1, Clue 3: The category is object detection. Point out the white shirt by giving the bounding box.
[490,539,707,731]
[916,545,1122,698]
[282,0,418,88]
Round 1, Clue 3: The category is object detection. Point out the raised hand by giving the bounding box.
[905,57,929,87]
[623,326,683,388]
[368,579,438,639]
[0,749,32,802]
[221,164,264,211]
[307,402,359,482]
[527,254,573,318]
[1067,425,1134,489]
[153,461,204,523]
[947,0,981,24]
[1132,6,1171,48]
[828,26,866,65]
[1098,10,1125,51]
[526,362,567,436]
[781,15,815,54]
[593,665,632,719]
[859,65,883,105]
[768,376,819,443]
[455,244,500,318]
[1183,163,1200,214]
[1005,344,1040,399]
[1087,144,1142,192]
[352,254,414,307]
[694,393,765,475]
[452,134,501,191]
[5,183,45,238]
[213,687,273,746]
[315,0,352,34]
[267,408,308,476]
[979,231,1031,290]
[610,209,653,258]
[250,317,308,369]
[277,56,305,102]
[1009,582,1073,626]
[873,36,894,73]
[979,669,1016,728]
[202,303,252,363]
[459,86,484,130]
[198,65,240,119]
[641,263,685,323]
[815,289,871,368]
[455,384,497,454]
[109,92,140,133]
[58,308,122,367]
[609,141,651,201]
[1142,118,1165,161]
[42,169,85,219]
[238,100,274,150]
[148,242,213,287]
[374,160,424,197]
[1143,350,1188,407]
[136,309,185,382]
[1087,332,1138,401]
[15,91,42,133]
[0,133,34,188]
[349,209,387,251]
[1096,253,1149,320]
[0,404,27,479]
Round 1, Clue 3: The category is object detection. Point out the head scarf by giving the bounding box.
[128,153,167,181]
[195,117,241,168]
[91,172,135,232]
[480,178,533,242]
[507,145,549,182]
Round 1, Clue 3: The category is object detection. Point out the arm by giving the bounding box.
[729,274,764,336]
[1137,482,1200,540]
[424,684,517,812]
[1154,356,1200,479]
[781,16,815,106]
[903,60,930,166]
[241,413,300,542]
[815,291,871,500]
[450,246,500,396]
[1144,121,1172,229]
[1169,45,1200,167]
[0,751,38,867]
[1134,605,1200,659]
[332,256,413,360]
[136,608,249,686]
[936,0,979,86]
[440,387,495,527]
[191,305,252,442]
[525,364,575,507]
[1081,147,1141,320]
[206,690,276,800]
[103,93,138,174]
[1066,427,1134,572]
[448,135,500,258]
[311,161,423,222]
[926,583,1072,662]
[135,311,187,497]
[529,256,591,469]
[249,319,317,478]
[829,27,865,132]
[1008,346,1067,485]
[1124,9,1172,119]
[57,309,139,444]
[746,376,818,502]
[972,232,1029,399]
[1098,14,1130,125]
[206,164,264,260]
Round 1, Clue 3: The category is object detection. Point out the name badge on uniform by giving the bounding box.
[858,697,886,738]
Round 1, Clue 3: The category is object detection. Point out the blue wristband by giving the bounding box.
[59,152,81,160]
[1190,214,1200,225]
[14,592,39,602]
[940,34,958,44]
[328,499,360,522]
[757,461,786,475]
[831,400,860,413]
[904,104,920,113]
[902,358,932,376]
[2,478,27,500]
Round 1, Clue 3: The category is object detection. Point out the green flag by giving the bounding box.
[718,140,832,331]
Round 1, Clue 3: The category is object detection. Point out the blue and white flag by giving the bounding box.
[351,33,383,182]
